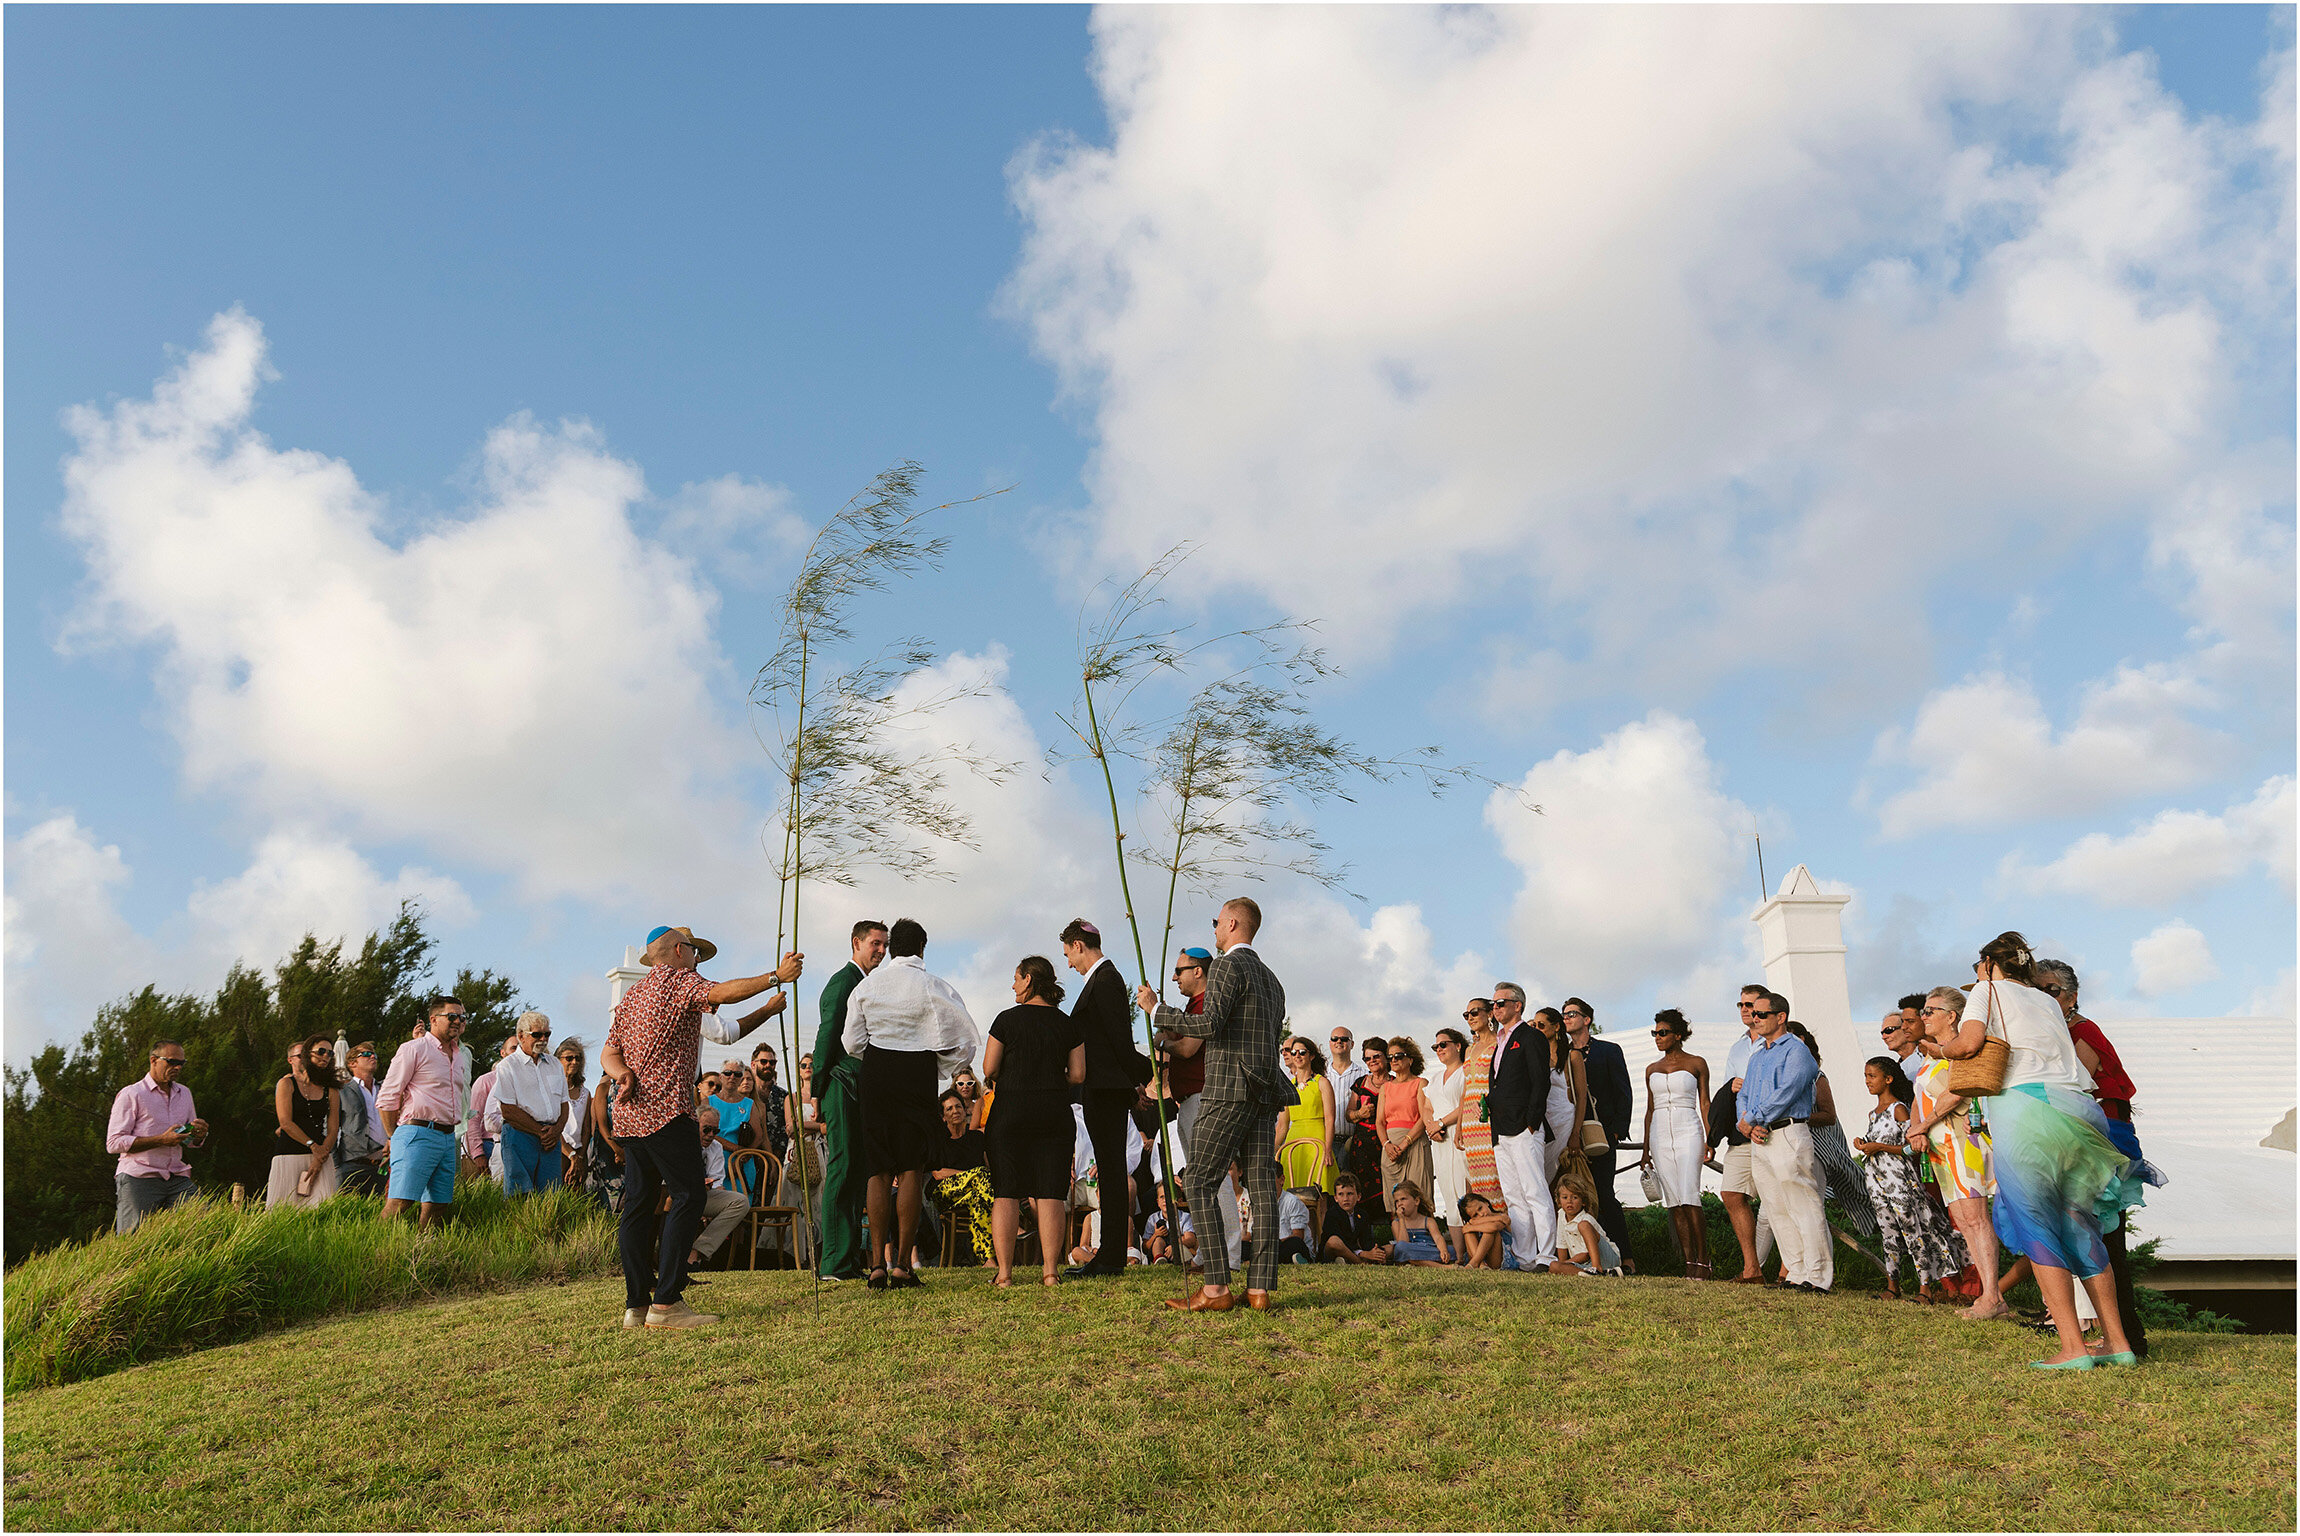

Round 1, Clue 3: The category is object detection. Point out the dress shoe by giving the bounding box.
[1062,1264,1104,1280]
[644,1300,718,1328]
[1245,1290,1273,1312]
[1162,1289,1236,1313]
[621,1307,647,1328]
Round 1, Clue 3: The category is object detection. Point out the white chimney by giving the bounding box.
[1754,865,1858,1081]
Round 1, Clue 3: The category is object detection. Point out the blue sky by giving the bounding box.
[7,5,2293,1067]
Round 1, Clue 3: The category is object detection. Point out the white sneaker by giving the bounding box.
[621,1307,646,1328]
[644,1300,719,1328]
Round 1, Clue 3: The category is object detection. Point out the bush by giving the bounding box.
[3,1178,615,1392]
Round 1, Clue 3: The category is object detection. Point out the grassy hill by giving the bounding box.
[4,1266,2290,1531]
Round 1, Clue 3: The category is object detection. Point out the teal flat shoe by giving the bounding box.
[2031,1355,2096,1371]
[2096,1350,2140,1367]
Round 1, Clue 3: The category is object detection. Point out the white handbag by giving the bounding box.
[1638,1163,1665,1204]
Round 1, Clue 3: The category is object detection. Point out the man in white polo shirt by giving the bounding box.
[495,1011,570,1194]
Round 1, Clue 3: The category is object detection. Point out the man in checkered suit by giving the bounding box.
[1138,896,1291,1312]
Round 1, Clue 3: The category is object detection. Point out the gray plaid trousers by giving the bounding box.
[1183,1097,1282,1292]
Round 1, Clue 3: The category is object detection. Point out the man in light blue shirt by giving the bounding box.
[1733,992,1832,1292]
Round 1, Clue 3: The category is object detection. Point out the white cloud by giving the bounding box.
[1869,666,2227,838]
[2001,775,2296,904]
[2237,968,2296,1021]
[1486,711,1750,999]
[3,814,475,1058]
[184,829,474,974]
[655,473,808,587]
[57,309,766,918]
[2131,918,2220,997]
[1008,8,2292,708]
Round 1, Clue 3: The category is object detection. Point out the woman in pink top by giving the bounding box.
[1377,1037,1434,1216]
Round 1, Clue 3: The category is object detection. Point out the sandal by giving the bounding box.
[889,1269,923,1289]
[1041,1273,1059,1287]
[865,1268,889,1291]
[993,1274,1013,1290]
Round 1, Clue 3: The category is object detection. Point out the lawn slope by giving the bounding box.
[4,1267,2290,1531]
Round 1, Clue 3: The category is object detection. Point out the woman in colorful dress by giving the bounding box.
[1275,1036,1335,1194]
[1949,933,2151,1369]
[1910,985,2007,1322]
[1376,1037,1434,1214]
[1424,1028,1471,1225]
[1853,1055,1966,1302]
[1459,1006,1503,1212]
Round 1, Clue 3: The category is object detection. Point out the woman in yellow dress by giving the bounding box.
[1276,1036,1335,1194]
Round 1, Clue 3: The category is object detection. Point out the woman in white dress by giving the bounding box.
[1533,1007,1577,1181]
[1639,1009,1711,1279]
[1424,1028,1472,1224]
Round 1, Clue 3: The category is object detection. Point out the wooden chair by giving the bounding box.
[727,1148,802,1271]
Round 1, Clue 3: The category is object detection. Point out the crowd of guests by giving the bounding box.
[102,908,2160,1365]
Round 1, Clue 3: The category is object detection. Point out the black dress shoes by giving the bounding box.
[1061,1264,1102,1280]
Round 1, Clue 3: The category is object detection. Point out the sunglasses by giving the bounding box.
[1172,967,1201,978]
[437,1013,468,1023]
[1461,1010,1486,1020]
[157,1057,187,1067]
[1650,1030,1676,1038]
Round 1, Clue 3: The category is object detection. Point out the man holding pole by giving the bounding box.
[812,919,887,1283]
[1139,897,1290,1313]
[600,925,801,1328]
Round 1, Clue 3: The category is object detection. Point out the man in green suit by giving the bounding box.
[813,919,887,1281]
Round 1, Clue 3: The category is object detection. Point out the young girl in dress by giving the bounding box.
[1854,1055,1963,1305]
[1455,1191,1509,1269]
[1548,1179,1621,1275]
[1385,1180,1455,1267]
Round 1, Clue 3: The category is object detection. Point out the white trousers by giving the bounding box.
[1176,1093,1241,1269]
[1749,1125,1832,1289]
[1493,1128,1556,1268]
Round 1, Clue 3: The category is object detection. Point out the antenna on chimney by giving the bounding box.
[1754,827,1768,900]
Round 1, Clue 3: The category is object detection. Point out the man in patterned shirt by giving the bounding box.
[601,924,801,1329]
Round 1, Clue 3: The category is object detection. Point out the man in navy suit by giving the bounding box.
[1485,982,1555,1268]
[1061,918,1140,1278]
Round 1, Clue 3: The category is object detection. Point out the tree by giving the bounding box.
[2,903,521,1265]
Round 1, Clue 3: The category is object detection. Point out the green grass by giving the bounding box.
[4,1265,2289,1531]
[3,1181,614,1392]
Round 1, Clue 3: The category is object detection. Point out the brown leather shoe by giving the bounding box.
[1163,1289,1236,1313]
[1245,1290,1273,1311]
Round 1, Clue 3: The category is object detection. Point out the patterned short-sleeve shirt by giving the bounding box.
[605,965,718,1140]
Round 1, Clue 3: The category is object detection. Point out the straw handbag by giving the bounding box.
[1947,981,2010,1097]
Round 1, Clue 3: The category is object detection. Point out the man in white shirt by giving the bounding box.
[842,918,976,1284]
[688,1108,751,1270]
[1274,1187,1314,1264]
[1325,1025,1366,1177]
[495,1011,570,1195]
[557,1038,590,1189]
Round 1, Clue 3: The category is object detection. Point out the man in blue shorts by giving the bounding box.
[378,994,474,1228]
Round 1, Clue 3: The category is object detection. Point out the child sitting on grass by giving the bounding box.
[1142,1185,1197,1267]
[1385,1180,1455,1266]
[1319,1174,1383,1262]
[1456,1191,1509,1269]
[1547,1179,1621,1275]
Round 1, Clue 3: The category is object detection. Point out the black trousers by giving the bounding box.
[618,1114,707,1309]
[1590,1146,1632,1258]
[1082,1089,1135,1271]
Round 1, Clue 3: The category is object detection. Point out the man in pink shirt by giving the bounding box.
[378,994,474,1228]
[107,1040,207,1234]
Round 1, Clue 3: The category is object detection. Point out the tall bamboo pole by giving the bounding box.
[1081,672,1188,1300]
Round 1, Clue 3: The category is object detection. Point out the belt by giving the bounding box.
[1765,1116,1809,1130]
[402,1119,455,1135]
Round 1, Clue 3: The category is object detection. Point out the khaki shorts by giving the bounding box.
[1721,1142,1759,1198]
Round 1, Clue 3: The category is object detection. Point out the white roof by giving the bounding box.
[2091,1016,2296,1263]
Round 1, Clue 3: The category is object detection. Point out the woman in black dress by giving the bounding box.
[982,955,1085,1288]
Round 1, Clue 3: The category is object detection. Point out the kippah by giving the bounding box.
[646,926,673,945]
[1078,920,1100,935]
[1181,947,1212,961]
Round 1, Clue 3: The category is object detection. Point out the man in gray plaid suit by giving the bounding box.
[1137,896,1291,1313]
